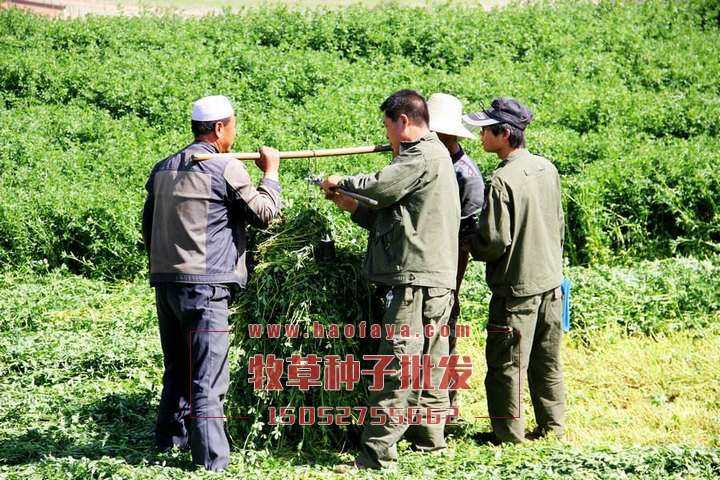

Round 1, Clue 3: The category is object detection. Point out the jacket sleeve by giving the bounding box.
[469,178,512,262]
[141,172,155,255]
[350,204,377,230]
[223,161,282,228]
[337,147,426,209]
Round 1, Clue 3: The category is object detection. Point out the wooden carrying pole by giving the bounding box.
[192,144,392,161]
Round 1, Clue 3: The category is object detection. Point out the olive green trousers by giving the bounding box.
[485,286,566,443]
[357,285,453,469]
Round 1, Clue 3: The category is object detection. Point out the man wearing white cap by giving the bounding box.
[426,93,485,408]
[142,95,282,471]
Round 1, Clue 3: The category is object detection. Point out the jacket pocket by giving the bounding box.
[210,284,231,303]
[370,208,406,275]
[391,335,424,368]
[423,287,452,321]
[504,295,539,314]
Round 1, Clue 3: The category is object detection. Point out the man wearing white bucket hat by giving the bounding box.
[427,93,485,408]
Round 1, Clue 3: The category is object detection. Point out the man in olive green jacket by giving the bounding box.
[322,89,460,470]
[463,97,566,444]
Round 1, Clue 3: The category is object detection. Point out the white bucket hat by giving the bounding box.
[427,93,477,140]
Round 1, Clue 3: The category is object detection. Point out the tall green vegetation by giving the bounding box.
[1,0,719,458]
[1,0,719,279]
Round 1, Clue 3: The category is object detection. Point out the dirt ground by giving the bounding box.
[1,0,525,18]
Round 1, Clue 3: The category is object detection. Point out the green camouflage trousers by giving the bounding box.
[357,285,453,469]
[485,286,566,443]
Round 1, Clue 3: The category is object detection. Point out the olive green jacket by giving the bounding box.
[469,149,564,296]
[339,132,460,289]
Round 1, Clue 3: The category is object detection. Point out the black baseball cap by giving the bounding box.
[463,97,534,130]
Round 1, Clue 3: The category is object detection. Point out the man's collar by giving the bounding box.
[400,131,437,152]
[502,148,526,162]
[496,148,526,168]
[192,140,220,153]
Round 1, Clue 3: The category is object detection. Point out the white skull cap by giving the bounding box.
[191,95,234,122]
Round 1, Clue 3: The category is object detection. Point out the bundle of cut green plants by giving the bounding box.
[227,204,375,450]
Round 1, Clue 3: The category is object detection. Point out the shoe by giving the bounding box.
[444,417,472,438]
[408,444,451,454]
[155,442,189,453]
[471,431,502,446]
[333,459,374,474]
[525,427,545,441]
[333,461,355,474]
[526,426,564,441]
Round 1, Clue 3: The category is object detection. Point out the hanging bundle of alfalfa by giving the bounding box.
[227,203,376,450]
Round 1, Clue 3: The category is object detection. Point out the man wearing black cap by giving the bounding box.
[463,97,566,444]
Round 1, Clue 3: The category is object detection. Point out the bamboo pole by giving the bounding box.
[192,144,392,161]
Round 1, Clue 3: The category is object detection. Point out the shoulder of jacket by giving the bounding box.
[222,157,247,172]
[425,138,455,165]
[498,152,549,180]
[524,153,559,179]
[490,161,516,182]
[395,143,430,167]
[157,143,203,165]
[152,148,182,173]
[487,172,509,192]
[221,158,249,183]
[455,156,482,177]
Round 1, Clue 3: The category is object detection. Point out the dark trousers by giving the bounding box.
[448,248,470,406]
[485,287,566,443]
[154,283,231,472]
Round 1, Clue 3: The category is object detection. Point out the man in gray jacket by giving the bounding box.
[142,95,282,471]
